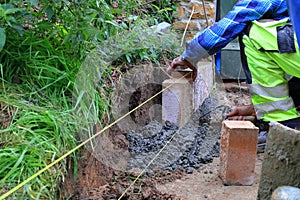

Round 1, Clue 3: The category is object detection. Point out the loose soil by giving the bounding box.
[62,79,264,200]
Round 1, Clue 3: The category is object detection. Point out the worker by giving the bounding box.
[227,0,300,126]
[168,0,300,130]
[287,0,300,48]
[286,0,300,112]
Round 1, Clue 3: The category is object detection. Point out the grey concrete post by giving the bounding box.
[258,122,300,200]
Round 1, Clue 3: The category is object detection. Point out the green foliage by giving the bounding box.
[149,0,176,23]
[0,3,25,51]
[0,95,78,199]
[73,27,182,154]
[0,28,6,52]
[0,0,179,199]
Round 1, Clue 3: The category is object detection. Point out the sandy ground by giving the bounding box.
[157,153,263,200]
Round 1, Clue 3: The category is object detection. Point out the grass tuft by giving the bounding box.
[0,0,179,199]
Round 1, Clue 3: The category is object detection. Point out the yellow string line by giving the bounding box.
[119,64,194,198]
[181,6,195,47]
[118,120,179,199]
[0,73,189,200]
[118,66,189,199]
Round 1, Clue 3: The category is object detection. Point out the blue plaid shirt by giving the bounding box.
[182,0,289,67]
[288,0,300,49]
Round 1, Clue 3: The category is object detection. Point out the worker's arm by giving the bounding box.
[167,56,197,81]
[226,104,256,121]
[180,0,288,68]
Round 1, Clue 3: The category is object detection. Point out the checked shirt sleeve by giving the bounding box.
[287,0,300,49]
[182,0,287,67]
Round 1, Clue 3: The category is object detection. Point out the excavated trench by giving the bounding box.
[97,61,231,175]
[65,62,253,199]
[126,96,229,174]
[65,85,254,200]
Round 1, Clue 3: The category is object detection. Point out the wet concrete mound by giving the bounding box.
[126,96,229,174]
[126,121,179,153]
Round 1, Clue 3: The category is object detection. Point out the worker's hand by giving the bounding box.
[167,56,197,81]
[226,104,256,120]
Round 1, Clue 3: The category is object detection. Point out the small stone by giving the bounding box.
[186,167,193,174]
[176,5,185,19]
[194,163,201,169]
[145,170,154,177]
[189,2,215,19]
[271,186,300,200]
[151,22,171,33]
[172,21,199,31]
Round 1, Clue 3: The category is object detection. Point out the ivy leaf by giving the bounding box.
[12,25,24,35]
[45,6,54,20]
[61,0,70,5]
[0,28,6,52]
[4,7,24,15]
[29,0,38,7]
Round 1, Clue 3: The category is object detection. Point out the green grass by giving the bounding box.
[0,85,79,199]
[0,23,83,198]
[0,0,179,199]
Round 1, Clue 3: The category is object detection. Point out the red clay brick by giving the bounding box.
[219,120,259,186]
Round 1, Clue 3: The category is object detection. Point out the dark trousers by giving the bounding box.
[289,77,300,108]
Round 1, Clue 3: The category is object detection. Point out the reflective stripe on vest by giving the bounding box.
[254,97,295,119]
[250,83,289,98]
